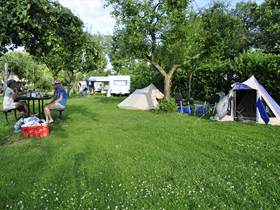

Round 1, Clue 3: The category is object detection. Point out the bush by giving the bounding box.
[154,98,178,114]
[187,97,194,105]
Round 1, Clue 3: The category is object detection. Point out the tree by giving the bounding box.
[106,0,246,100]
[0,0,80,56]
[0,51,51,88]
[230,48,280,103]
[91,33,111,72]
[0,0,100,89]
[231,1,259,52]
[40,32,100,97]
[253,0,280,54]
[130,59,164,92]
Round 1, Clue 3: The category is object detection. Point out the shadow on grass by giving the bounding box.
[95,96,127,104]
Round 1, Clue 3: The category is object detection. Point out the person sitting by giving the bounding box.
[3,80,37,118]
[45,81,58,101]
[44,80,67,123]
[15,81,25,96]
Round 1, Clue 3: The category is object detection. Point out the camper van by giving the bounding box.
[109,76,130,95]
[86,75,130,96]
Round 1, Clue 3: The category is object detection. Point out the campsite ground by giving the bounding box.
[0,93,280,209]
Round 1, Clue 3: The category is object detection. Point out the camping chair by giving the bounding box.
[174,93,186,106]
[208,94,220,114]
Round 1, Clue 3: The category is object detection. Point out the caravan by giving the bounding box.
[86,75,131,96]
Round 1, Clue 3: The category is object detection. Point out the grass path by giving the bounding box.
[0,94,280,209]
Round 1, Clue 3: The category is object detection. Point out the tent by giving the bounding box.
[117,84,164,110]
[214,75,280,125]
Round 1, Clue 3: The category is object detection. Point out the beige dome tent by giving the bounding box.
[117,84,164,110]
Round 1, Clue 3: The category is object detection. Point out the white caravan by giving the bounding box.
[86,75,131,96]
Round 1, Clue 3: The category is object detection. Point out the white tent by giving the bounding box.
[214,75,280,125]
[117,84,164,110]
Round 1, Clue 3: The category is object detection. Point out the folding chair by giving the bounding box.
[208,94,220,114]
[174,93,186,106]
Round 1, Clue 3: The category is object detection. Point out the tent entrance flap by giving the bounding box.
[235,90,256,120]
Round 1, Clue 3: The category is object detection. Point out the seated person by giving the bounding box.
[44,80,67,123]
[45,81,58,101]
[3,80,37,117]
[14,81,25,103]
[15,81,25,95]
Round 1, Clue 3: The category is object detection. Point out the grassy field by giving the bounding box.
[0,93,280,209]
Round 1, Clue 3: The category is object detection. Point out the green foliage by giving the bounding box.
[231,1,259,53]
[106,0,248,100]
[0,0,100,96]
[187,97,194,105]
[154,98,178,114]
[0,0,84,56]
[0,51,52,86]
[130,60,164,93]
[230,48,280,103]
[254,0,280,54]
[232,0,280,55]
[34,73,53,90]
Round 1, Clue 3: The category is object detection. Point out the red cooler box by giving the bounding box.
[22,124,49,137]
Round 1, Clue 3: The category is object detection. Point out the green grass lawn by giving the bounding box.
[0,93,280,209]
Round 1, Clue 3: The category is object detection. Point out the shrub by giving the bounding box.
[187,97,194,105]
[154,98,178,114]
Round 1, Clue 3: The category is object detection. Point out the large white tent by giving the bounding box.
[214,75,280,125]
[117,84,164,110]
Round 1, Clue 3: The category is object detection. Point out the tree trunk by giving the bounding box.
[67,83,71,97]
[188,72,193,99]
[164,75,172,101]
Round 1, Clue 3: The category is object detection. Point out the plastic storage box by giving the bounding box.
[22,124,49,137]
[177,107,192,114]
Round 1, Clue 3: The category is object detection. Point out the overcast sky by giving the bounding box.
[56,0,265,35]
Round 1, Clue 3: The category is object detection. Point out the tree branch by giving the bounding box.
[182,51,206,66]
[144,57,167,77]
[42,53,54,74]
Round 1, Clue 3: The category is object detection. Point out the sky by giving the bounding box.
[56,0,265,36]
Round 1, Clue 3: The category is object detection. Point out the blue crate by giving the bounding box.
[177,107,192,114]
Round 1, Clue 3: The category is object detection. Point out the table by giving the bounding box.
[15,96,52,119]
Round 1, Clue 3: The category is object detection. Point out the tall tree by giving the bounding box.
[0,0,100,85]
[253,0,280,54]
[106,0,245,100]
[40,32,100,97]
[0,0,79,56]
[231,1,259,52]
